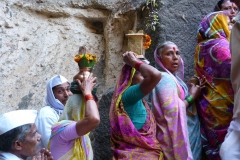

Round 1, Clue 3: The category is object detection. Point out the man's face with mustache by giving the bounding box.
[18,124,42,158]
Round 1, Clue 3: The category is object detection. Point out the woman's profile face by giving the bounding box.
[159,43,181,73]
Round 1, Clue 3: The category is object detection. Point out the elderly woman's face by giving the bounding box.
[159,43,181,73]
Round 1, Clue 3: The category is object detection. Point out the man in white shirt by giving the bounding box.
[0,110,53,160]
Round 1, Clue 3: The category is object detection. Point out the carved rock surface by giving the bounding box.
[143,0,219,81]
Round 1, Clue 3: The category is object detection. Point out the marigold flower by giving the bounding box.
[143,34,151,50]
[74,53,98,63]
[74,55,81,63]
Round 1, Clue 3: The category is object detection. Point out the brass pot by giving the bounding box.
[73,67,92,82]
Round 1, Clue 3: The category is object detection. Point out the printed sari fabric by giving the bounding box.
[187,105,202,160]
[50,95,93,160]
[152,49,197,160]
[194,12,234,160]
[109,64,163,160]
[50,120,93,160]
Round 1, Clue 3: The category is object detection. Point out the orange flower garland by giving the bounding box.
[143,34,152,49]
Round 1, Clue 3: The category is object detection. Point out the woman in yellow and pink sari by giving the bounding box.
[109,51,164,160]
[194,12,234,159]
[49,73,100,160]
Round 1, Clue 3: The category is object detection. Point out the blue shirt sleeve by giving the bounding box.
[121,84,146,130]
[122,84,145,105]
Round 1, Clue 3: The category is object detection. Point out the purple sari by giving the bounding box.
[109,65,163,160]
[194,12,234,160]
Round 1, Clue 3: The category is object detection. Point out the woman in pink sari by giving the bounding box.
[109,51,164,160]
[152,41,205,160]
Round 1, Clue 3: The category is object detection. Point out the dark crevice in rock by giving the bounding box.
[18,92,34,109]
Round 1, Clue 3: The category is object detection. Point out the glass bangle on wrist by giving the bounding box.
[84,94,94,102]
[134,61,143,70]
[185,95,194,105]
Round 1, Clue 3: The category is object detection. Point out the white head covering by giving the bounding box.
[0,110,37,135]
[45,75,68,113]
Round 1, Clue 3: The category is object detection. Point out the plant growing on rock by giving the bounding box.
[142,0,162,31]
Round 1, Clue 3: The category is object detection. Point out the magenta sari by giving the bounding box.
[194,12,233,159]
[109,65,163,160]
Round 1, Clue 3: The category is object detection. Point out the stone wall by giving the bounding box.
[143,0,219,81]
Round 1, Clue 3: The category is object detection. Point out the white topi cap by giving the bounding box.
[0,110,37,135]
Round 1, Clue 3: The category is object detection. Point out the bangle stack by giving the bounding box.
[84,94,94,102]
[185,95,194,105]
[134,61,143,70]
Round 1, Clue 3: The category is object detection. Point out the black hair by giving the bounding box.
[214,0,228,11]
[0,124,31,152]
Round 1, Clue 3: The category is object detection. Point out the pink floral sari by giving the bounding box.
[152,48,193,160]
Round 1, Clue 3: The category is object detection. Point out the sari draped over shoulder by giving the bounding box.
[50,95,93,160]
[109,65,163,160]
[152,49,197,160]
[194,12,234,160]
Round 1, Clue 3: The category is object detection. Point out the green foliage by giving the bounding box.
[142,0,162,31]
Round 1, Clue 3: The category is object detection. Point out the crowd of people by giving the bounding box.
[0,0,240,159]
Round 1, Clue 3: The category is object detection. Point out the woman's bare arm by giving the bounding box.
[123,51,162,95]
[75,73,100,136]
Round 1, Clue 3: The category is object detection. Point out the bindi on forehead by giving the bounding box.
[172,47,178,51]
